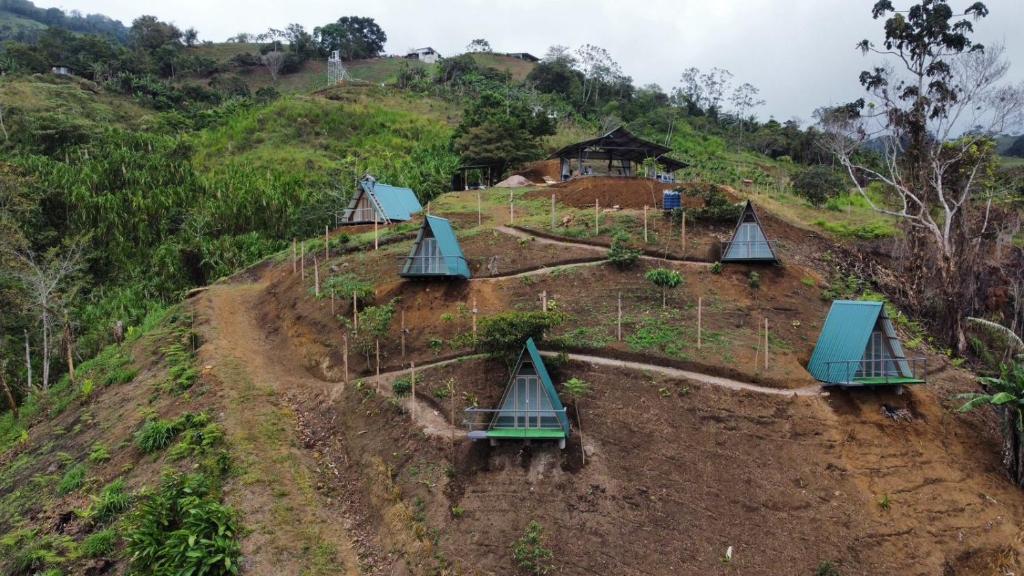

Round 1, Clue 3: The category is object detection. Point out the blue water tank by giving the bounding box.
[663,190,681,211]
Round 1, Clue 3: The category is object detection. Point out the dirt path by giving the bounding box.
[497,225,713,267]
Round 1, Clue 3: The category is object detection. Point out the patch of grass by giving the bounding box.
[816,561,842,576]
[135,412,212,454]
[88,443,111,464]
[0,528,73,575]
[80,528,118,558]
[814,219,895,240]
[83,478,133,524]
[57,463,86,495]
[627,316,687,359]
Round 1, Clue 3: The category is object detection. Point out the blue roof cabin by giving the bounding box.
[721,201,779,263]
[808,300,925,387]
[400,216,471,279]
[341,177,422,225]
[465,338,570,449]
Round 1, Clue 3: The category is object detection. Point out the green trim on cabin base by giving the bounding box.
[486,429,567,440]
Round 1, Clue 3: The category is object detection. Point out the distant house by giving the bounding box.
[400,216,471,279]
[504,52,540,62]
[465,338,571,449]
[808,300,926,387]
[405,47,440,64]
[50,66,72,76]
[721,201,779,264]
[341,176,422,225]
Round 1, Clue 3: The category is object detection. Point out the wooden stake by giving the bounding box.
[352,293,359,332]
[617,292,623,342]
[681,210,687,255]
[292,238,297,274]
[373,218,378,251]
[400,309,406,359]
[477,191,482,226]
[551,194,556,228]
[300,242,305,280]
[595,199,600,236]
[509,197,514,224]
[314,255,320,297]
[764,317,769,370]
[472,297,478,339]
[697,297,703,350]
[541,290,547,312]
[375,339,381,392]
[411,361,417,418]
[63,315,76,385]
[644,205,649,243]
[325,225,330,260]
[342,333,349,383]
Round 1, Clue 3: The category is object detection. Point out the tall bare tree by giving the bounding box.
[818,1,1024,353]
[262,50,286,82]
[7,243,85,390]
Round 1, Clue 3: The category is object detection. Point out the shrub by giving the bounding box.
[81,528,118,558]
[511,521,554,575]
[748,271,761,290]
[392,377,412,398]
[0,528,71,575]
[58,463,86,495]
[816,561,842,576]
[710,261,723,274]
[125,473,241,576]
[169,423,225,460]
[324,273,375,304]
[135,412,212,454]
[476,311,564,366]
[607,232,640,269]
[793,165,847,206]
[88,443,111,464]
[86,478,133,523]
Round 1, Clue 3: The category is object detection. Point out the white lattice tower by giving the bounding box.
[327,50,348,85]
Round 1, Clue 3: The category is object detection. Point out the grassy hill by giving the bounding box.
[467,52,537,81]
[0,9,46,40]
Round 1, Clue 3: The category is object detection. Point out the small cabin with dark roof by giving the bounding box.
[808,300,925,387]
[465,338,570,448]
[721,200,778,263]
[400,216,471,279]
[341,177,422,225]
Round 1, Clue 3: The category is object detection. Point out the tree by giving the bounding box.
[454,89,556,176]
[818,1,1024,353]
[729,82,765,129]
[959,362,1024,487]
[574,44,621,107]
[314,16,386,60]
[6,242,85,390]
[792,165,848,206]
[675,67,733,116]
[645,268,682,307]
[130,15,182,52]
[607,232,640,269]
[183,27,198,47]
[1006,135,1024,158]
[466,38,492,53]
[476,311,563,368]
[283,23,316,59]
[262,50,285,82]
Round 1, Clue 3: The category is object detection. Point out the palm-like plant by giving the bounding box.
[959,362,1024,487]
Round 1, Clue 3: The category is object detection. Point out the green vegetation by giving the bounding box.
[88,443,111,464]
[392,376,413,398]
[645,268,683,307]
[476,311,564,366]
[792,165,847,206]
[607,232,641,269]
[135,412,212,454]
[816,561,842,576]
[959,362,1024,487]
[125,472,241,576]
[83,478,133,523]
[324,273,375,304]
[511,520,554,575]
[57,463,86,495]
[748,271,761,290]
[80,528,118,558]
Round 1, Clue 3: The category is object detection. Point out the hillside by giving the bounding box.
[3,175,1020,574]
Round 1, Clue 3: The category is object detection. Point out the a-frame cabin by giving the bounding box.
[466,338,570,448]
[808,300,925,387]
[400,216,471,279]
[721,200,779,263]
[341,177,423,225]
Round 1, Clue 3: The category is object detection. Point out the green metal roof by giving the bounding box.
[808,300,915,385]
[347,178,422,223]
[400,216,471,279]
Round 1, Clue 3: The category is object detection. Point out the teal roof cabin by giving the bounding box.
[808,300,925,386]
[342,177,423,225]
[721,201,778,263]
[400,216,471,279]
[465,338,570,449]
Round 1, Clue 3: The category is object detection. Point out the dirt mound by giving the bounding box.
[494,174,534,188]
[532,177,736,210]
[516,159,561,182]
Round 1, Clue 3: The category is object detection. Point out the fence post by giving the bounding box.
[617,292,623,342]
[342,333,349,383]
[374,218,378,251]
[541,290,548,312]
[300,242,305,280]
[595,199,600,236]
[325,225,329,260]
[697,296,703,350]
[292,238,297,274]
[509,195,514,224]
[644,205,649,243]
[551,194,556,229]
[411,361,417,418]
[375,339,381,392]
[401,309,406,359]
[477,191,482,226]
[681,210,687,256]
[352,293,358,332]
[764,317,769,370]
[314,255,320,297]
[472,297,478,340]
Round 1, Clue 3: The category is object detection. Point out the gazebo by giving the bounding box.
[548,126,688,182]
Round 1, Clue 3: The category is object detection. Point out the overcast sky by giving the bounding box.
[33,0,1024,124]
